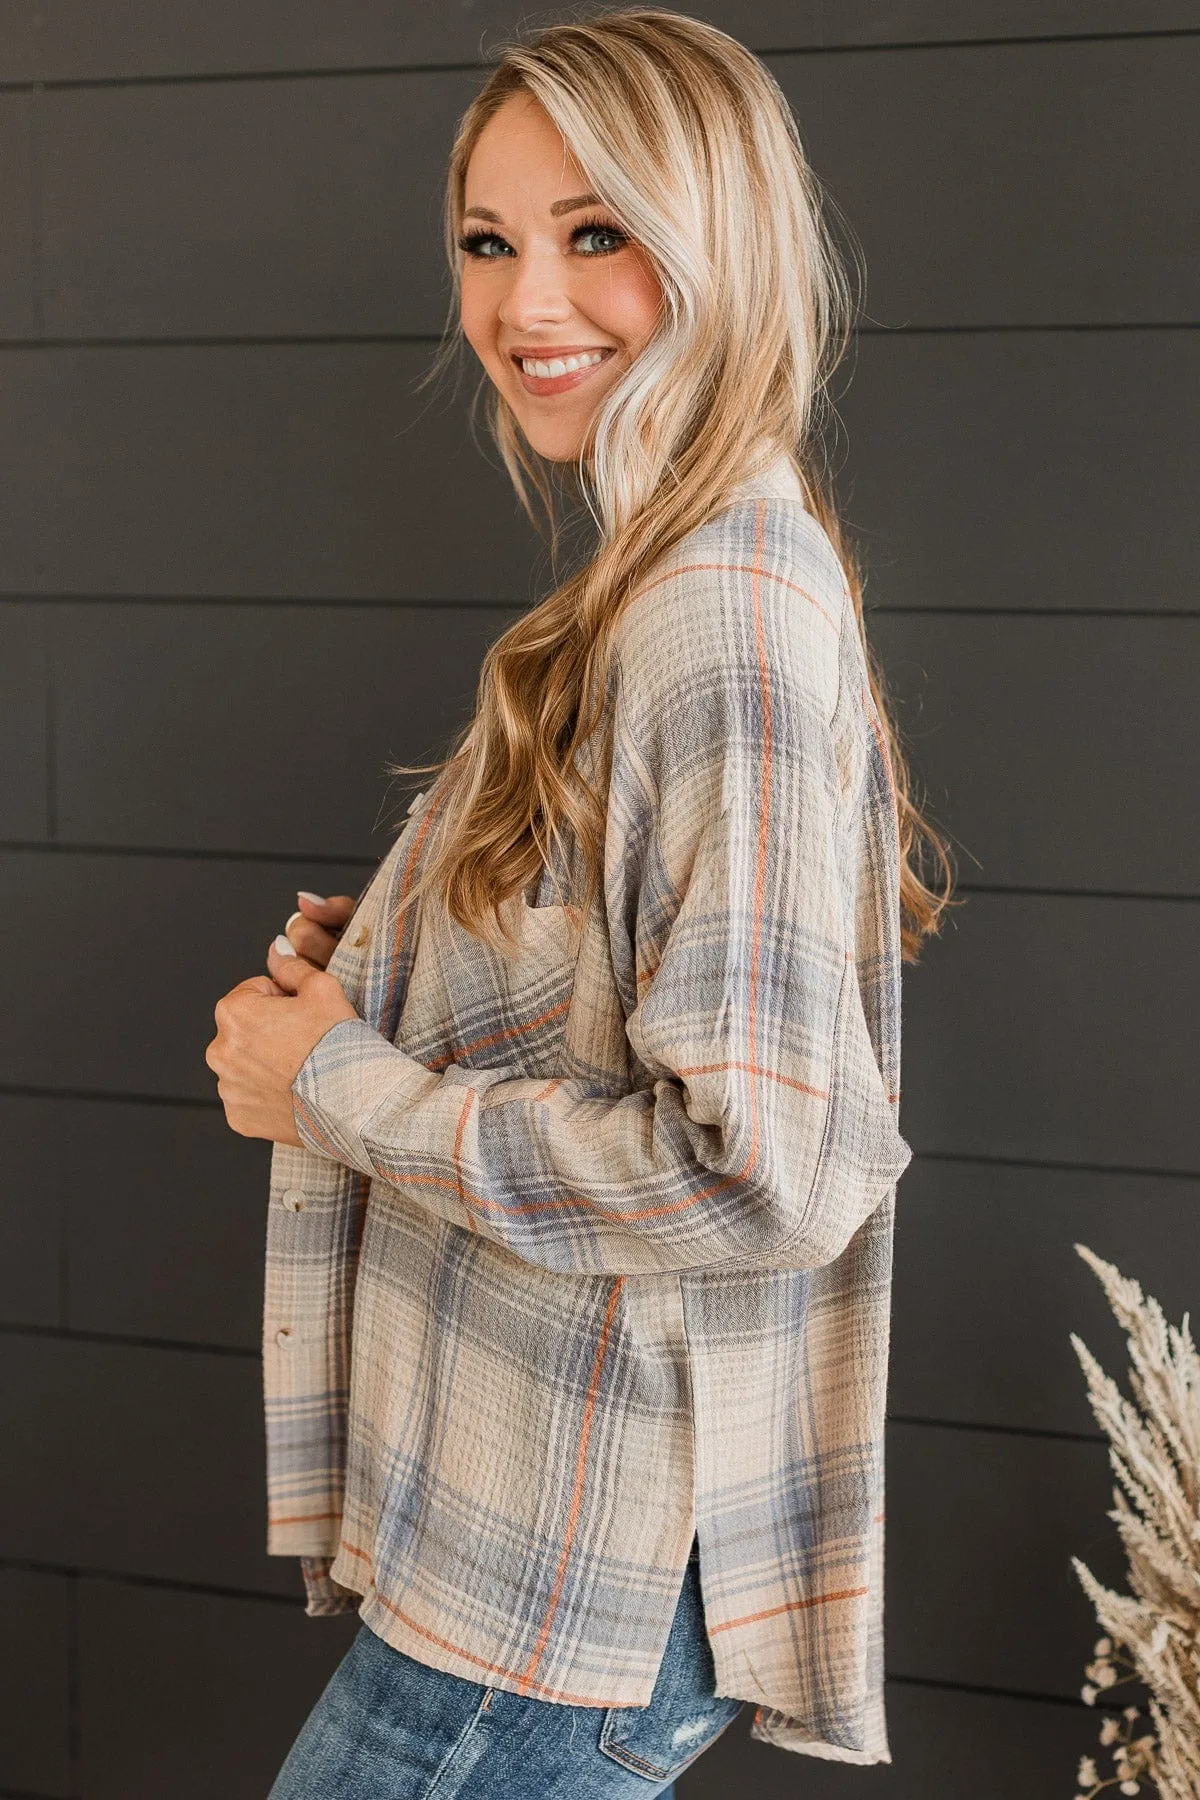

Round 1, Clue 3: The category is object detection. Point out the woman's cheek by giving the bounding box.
[459,279,497,369]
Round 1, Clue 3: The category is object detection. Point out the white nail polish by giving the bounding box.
[272,934,298,957]
[297,890,328,906]
[285,911,304,931]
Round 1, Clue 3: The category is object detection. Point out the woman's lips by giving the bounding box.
[511,346,617,397]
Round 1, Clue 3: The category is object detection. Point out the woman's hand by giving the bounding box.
[205,937,359,1147]
[282,890,357,969]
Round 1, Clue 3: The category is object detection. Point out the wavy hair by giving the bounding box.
[386,6,955,961]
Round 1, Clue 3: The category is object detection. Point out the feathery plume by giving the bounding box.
[1069,1244,1200,1798]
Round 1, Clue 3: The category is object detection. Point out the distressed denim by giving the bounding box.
[268,1539,744,1798]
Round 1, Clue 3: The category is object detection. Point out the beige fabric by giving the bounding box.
[262,455,911,1760]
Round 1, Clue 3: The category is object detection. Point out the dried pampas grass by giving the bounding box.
[1070,1243,1200,1799]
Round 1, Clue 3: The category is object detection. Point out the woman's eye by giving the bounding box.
[573,224,626,256]
[456,222,626,259]
[457,231,514,259]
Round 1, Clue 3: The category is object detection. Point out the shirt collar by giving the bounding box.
[729,449,806,508]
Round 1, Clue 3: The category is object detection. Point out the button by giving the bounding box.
[275,1327,295,1348]
[406,790,426,815]
[350,924,370,948]
[280,1188,306,1212]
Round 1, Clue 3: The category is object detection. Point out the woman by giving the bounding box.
[206,10,952,1795]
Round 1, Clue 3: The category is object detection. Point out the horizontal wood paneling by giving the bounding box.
[78,1578,358,1800]
[3,332,1193,610]
[891,1159,1200,1434]
[841,328,1200,613]
[0,1097,63,1328]
[776,35,1200,327]
[682,1678,1101,1799]
[886,1422,1120,1696]
[51,600,518,858]
[0,11,36,83]
[0,352,52,590]
[869,614,1200,894]
[0,604,48,839]
[0,1566,72,1797]
[901,892,1199,1171]
[0,848,369,1100]
[62,1101,269,1350]
[814,0,1200,37]
[23,38,1198,340]
[5,2,1194,85]
[0,1334,296,1596]
[0,94,35,338]
[0,344,543,600]
[38,70,481,340]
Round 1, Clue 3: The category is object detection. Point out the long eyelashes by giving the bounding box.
[455,230,513,259]
[456,218,629,260]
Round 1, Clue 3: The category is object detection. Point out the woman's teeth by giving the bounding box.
[519,349,607,378]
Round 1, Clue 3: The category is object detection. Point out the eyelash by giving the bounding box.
[456,216,629,260]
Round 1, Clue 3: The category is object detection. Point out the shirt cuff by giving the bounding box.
[289,1014,436,1176]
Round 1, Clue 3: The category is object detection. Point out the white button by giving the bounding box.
[275,1327,295,1348]
[406,790,426,815]
[281,1188,306,1212]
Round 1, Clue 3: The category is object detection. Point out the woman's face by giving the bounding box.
[458,92,664,463]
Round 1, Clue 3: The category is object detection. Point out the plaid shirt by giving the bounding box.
[262,455,911,1763]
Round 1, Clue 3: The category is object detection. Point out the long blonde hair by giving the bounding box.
[387,6,954,961]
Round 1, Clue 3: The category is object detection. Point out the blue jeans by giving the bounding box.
[268,1539,744,1798]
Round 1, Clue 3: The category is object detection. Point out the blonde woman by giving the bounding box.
[206,10,952,1795]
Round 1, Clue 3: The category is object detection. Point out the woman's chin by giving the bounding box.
[520,425,590,463]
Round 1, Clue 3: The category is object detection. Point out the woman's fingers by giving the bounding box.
[295,891,356,925]
[283,892,357,970]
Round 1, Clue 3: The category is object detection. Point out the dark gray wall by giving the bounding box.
[1,6,1197,1796]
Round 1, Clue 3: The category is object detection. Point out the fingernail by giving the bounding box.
[285,911,304,930]
[272,934,298,958]
[297,890,327,906]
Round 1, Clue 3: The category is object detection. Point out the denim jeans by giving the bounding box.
[267,1538,744,1798]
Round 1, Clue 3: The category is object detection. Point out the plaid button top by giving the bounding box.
[262,454,911,1763]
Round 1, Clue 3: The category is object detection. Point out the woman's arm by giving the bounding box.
[289,531,911,1276]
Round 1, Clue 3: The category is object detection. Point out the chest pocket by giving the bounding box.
[397,882,583,1083]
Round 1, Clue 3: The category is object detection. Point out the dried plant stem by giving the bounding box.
[1070,1244,1200,1800]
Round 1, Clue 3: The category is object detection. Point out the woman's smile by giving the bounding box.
[509,344,617,397]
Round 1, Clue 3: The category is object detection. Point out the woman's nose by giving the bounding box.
[497,250,572,333]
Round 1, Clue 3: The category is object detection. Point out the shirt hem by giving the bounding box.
[321,1547,884,1761]
[327,1547,688,1711]
[749,1714,892,1763]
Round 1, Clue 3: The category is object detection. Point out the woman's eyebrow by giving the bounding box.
[550,191,602,216]
[461,192,602,225]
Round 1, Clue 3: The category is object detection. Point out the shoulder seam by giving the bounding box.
[634,557,842,637]
[624,497,845,639]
